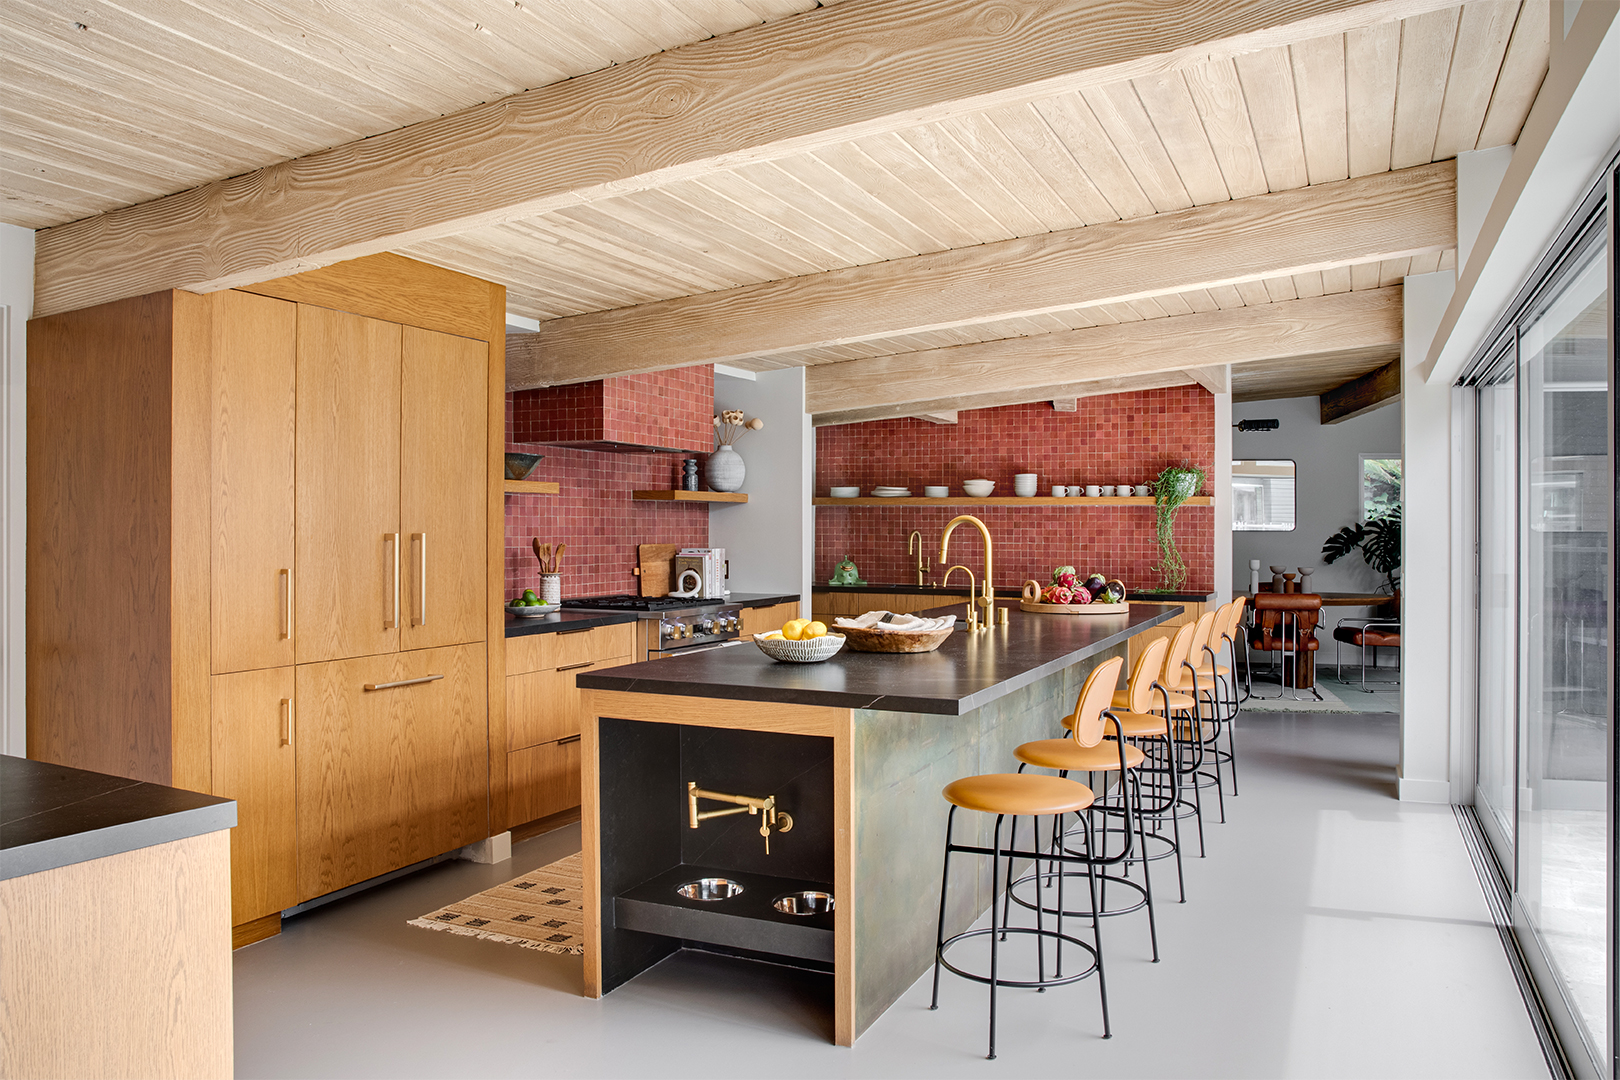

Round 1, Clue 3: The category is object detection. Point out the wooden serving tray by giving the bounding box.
[1019,579,1129,615]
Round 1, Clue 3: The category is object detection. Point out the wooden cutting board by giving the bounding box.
[636,544,679,596]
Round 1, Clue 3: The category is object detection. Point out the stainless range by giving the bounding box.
[558,595,743,659]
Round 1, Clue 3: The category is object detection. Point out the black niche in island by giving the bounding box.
[597,719,835,992]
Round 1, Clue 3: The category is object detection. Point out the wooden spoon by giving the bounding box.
[553,543,566,571]
[532,537,544,566]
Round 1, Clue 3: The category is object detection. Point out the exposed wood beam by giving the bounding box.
[34,0,1461,318]
[911,411,959,424]
[510,163,1450,387]
[1185,366,1231,395]
[1320,357,1402,423]
[815,372,1194,426]
[804,288,1403,414]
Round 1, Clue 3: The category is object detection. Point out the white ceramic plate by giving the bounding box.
[829,486,860,498]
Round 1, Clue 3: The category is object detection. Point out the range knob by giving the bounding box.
[662,622,678,641]
[697,618,714,634]
[681,623,694,638]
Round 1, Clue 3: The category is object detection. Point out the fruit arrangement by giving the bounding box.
[762,618,829,641]
[509,588,547,608]
[1038,567,1128,606]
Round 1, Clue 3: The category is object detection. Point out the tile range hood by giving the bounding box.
[510,367,714,455]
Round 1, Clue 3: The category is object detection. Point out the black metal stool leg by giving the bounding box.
[987,814,1004,1060]
[1081,818,1111,1038]
[930,805,957,1011]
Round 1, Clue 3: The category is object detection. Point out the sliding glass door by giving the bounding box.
[1476,355,1517,870]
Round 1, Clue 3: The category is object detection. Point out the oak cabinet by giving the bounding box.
[507,738,582,826]
[740,601,800,637]
[296,643,488,901]
[210,666,298,925]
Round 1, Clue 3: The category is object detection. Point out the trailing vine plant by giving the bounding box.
[1153,462,1207,591]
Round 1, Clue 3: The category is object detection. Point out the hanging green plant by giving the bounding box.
[1153,462,1207,591]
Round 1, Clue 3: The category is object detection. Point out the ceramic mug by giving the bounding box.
[1134,484,1153,497]
[1051,485,1067,497]
[1100,485,1116,497]
[1117,481,1133,494]
[1085,485,1102,497]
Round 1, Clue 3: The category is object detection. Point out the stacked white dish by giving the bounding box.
[962,479,995,497]
[924,485,949,498]
[1013,472,1038,497]
[829,486,860,498]
[873,486,912,498]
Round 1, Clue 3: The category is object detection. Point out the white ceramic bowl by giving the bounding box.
[924,486,949,498]
[829,486,860,498]
[962,479,995,497]
[506,601,560,617]
[754,632,845,663]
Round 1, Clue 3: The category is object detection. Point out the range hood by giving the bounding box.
[510,367,713,454]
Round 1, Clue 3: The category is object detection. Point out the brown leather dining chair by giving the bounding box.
[1331,592,1401,691]
[1247,592,1322,701]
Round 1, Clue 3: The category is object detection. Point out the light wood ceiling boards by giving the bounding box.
[439,0,1541,333]
[1231,344,1404,401]
[509,163,1452,387]
[1,0,821,231]
[29,0,1472,316]
[814,370,1201,426]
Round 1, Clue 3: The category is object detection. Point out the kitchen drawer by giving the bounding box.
[506,621,635,676]
[507,666,583,750]
[739,601,799,637]
[508,739,581,825]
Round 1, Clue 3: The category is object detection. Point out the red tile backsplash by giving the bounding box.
[814,389,1215,593]
[505,394,708,600]
[511,366,713,452]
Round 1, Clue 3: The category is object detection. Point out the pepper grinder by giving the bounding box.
[681,458,699,491]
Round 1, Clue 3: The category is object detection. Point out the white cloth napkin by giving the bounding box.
[834,610,957,632]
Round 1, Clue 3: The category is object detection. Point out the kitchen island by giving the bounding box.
[576,602,1180,1045]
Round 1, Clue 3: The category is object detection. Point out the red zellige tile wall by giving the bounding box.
[505,395,708,600]
[814,388,1215,594]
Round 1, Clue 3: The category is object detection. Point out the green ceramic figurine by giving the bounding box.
[829,555,866,586]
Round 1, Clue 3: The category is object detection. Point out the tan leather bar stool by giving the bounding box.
[930,656,1123,1058]
[1148,620,1212,856]
[1160,610,1229,824]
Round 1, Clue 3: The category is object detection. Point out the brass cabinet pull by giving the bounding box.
[413,532,427,627]
[556,627,594,636]
[556,734,582,746]
[279,568,293,640]
[363,674,444,692]
[280,698,293,746]
[556,661,595,673]
[386,533,399,629]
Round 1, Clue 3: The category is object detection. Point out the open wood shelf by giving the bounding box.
[504,479,560,494]
[812,495,1213,507]
[633,490,748,504]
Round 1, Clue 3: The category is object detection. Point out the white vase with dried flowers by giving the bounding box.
[708,409,764,492]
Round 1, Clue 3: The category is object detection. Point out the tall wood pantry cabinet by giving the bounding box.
[28,254,510,945]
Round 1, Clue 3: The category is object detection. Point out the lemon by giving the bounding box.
[805,621,828,639]
[781,618,811,641]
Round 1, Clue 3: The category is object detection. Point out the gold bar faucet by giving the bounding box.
[908,530,929,587]
[687,782,794,855]
[941,565,984,631]
[940,515,1007,625]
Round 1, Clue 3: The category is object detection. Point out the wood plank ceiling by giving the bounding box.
[2,0,1551,415]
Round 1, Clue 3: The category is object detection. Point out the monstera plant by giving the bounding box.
[1321,505,1402,593]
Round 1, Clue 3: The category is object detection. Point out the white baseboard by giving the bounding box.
[456,832,513,864]
[1398,777,1453,804]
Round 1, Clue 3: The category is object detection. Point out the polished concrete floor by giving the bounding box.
[235,710,1549,1078]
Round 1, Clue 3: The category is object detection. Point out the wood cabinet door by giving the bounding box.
[399,326,486,652]
[740,601,800,637]
[295,306,401,664]
[295,643,487,901]
[507,739,581,826]
[211,666,297,925]
[211,292,297,674]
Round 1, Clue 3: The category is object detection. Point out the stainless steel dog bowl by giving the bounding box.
[773,890,834,915]
[676,878,743,901]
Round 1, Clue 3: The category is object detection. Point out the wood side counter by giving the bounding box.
[577,603,1179,1046]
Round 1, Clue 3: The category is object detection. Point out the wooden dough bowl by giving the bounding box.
[839,625,954,653]
[1020,579,1130,616]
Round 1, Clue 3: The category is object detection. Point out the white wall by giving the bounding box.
[1212,384,1233,601]
[0,224,30,759]
[1231,395,1402,597]
[707,367,813,608]
[1400,270,1459,804]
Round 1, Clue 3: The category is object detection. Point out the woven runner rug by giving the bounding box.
[408,852,584,955]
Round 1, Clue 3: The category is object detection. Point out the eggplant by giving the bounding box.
[1083,573,1107,595]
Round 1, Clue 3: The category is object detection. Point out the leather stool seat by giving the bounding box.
[942,772,1095,816]
[1109,710,1169,737]
[1333,625,1401,649]
[1187,662,1231,679]
[1113,687,1195,711]
[1014,737,1145,773]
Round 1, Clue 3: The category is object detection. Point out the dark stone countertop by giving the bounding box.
[505,593,801,639]
[1,755,236,881]
[577,603,1179,716]
[812,583,1216,603]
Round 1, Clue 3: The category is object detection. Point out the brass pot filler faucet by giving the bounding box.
[687,782,794,855]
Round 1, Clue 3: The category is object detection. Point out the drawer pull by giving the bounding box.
[556,734,582,746]
[280,698,293,747]
[363,674,444,692]
[556,661,595,673]
[556,627,594,636]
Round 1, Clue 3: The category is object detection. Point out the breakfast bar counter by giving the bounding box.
[576,602,1180,1045]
